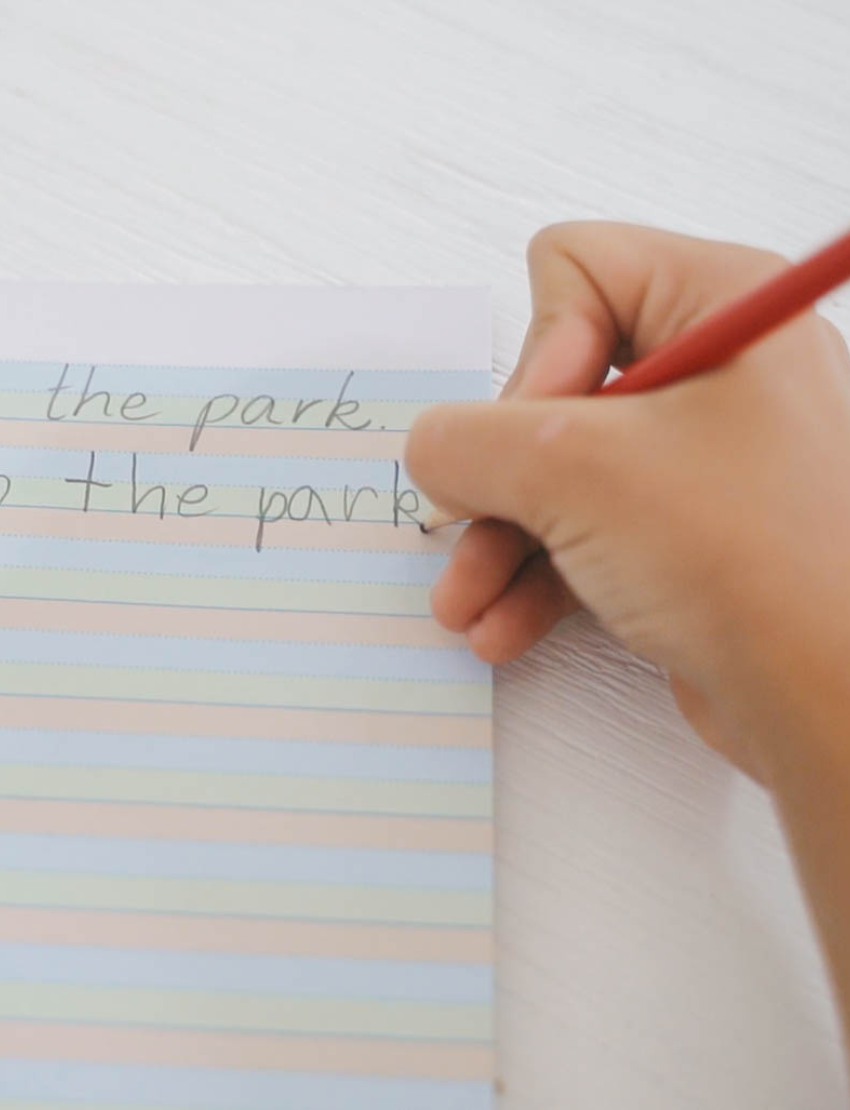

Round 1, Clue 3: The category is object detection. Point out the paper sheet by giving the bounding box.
[0,285,493,1109]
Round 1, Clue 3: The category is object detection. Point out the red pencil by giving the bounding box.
[600,226,850,396]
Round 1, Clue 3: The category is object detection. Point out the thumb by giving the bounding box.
[406,395,638,544]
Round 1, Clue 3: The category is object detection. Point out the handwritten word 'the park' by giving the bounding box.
[53,452,420,552]
[45,366,375,449]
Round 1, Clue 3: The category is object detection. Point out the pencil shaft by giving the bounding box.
[601,228,850,396]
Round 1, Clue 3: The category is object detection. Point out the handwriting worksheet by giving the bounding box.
[0,285,493,1109]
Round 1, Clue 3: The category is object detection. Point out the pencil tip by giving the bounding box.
[423,509,460,532]
[418,522,429,534]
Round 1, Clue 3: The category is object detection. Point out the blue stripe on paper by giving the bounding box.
[0,729,491,781]
[0,834,493,889]
[0,942,492,1003]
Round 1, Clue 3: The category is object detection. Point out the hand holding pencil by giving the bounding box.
[405,221,850,776]
[405,222,850,1051]
[422,222,850,530]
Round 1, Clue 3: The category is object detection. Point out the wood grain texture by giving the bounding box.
[1,0,849,1105]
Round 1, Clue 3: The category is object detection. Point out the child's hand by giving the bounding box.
[406,223,850,779]
[408,221,850,1055]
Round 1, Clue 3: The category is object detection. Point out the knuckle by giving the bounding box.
[526,223,568,267]
[735,244,789,281]
[523,308,562,344]
[700,242,789,293]
[820,317,849,355]
[753,247,789,270]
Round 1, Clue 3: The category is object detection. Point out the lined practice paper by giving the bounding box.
[0,285,493,1109]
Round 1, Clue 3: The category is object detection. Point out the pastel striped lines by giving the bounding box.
[0,477,420,525]
[0,799,491,853]
[0,567,433,617]
[0,940,491,1012]
[0,361,489,399]
[0,395,427,433]
[0,728,490,780]
[1,536,446,585]
[0,984,488,1041]
[2,870,489,925]
[0,629,486,682]
[0,1061,493,1108]
[0,665,487,713]
[0,762,489,814]
[0,596,462,649]
[0,907,493,965]
[0,358,494,1105]
[0,1024,494,1081]
[0,417,411,460]
[0,696,490,746]
[0,834,492,890]
[0,444,416,486]
[0,505,464,553]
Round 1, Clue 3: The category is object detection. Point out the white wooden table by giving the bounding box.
[1,2,849,1106]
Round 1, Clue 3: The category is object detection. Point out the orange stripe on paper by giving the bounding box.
[0,1021,493,1080]
[0,799,492,853]
[0,419,407,461]
[0,696,490,747]
[0,908,493,964]
[0,506,463,552]
[0,597,460,649]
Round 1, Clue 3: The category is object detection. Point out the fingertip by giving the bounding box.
[466,619,525,665]
[430,574,473,633]
[431,520,538,633]
[464,550,576,664]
